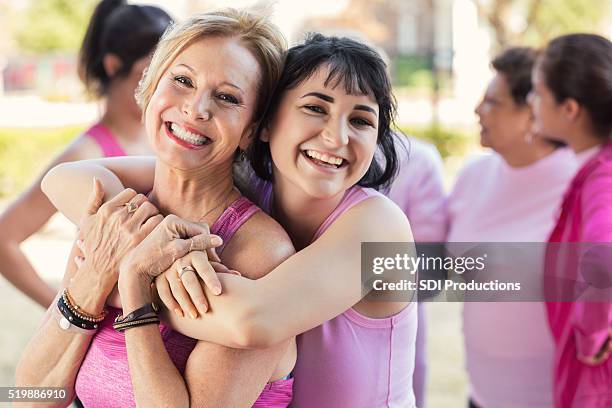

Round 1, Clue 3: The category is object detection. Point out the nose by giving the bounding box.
[475,100,484,117]
[183,91,212,121]
[322,117,349,148]
[526,91,535,107]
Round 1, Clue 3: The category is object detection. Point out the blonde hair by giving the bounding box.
[136,8,286,124]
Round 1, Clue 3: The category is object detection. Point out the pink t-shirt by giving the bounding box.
[448,148,576,407]
[255,182,418,408]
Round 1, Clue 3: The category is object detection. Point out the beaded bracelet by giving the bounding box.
[64,288,107,321]
[57,296,100,331]
[61,289,107,323]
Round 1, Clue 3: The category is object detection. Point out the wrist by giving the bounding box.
[68,268,110,316]
[118,273,153,312]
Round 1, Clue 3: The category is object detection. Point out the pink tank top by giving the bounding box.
[255,181,418,408]
[85,123,127,157]
[75,196,293,408]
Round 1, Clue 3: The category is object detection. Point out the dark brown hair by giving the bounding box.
[538,33,612,139]
[491,47,538,106]
[249,33,399,191]
[78,0,172,97]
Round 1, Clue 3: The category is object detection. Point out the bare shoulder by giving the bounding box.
[220,208,295,280]
[59,133,104,162]
[329,194,413,242]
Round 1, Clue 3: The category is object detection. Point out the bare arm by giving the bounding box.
[161,196,414,348]
[0,136,103,307]
[41,156,156,225]
[14,243,104,407]
[121,213,295,407]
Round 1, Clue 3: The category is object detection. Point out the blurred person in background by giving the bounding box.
[386,133,447,408]
[532,33,612,408]
[0,0,171,308]
[448,47,577,408]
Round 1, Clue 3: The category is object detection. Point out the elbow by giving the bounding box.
[231,304,277,349]
[40,163,68,200]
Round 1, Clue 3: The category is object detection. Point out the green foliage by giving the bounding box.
[0,126,84,197]
[526,0,610,44]
[14,0,97,53]
[399,125,472,159]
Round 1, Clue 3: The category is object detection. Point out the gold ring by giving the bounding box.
[179,266,196,279]
[125,202,138,214]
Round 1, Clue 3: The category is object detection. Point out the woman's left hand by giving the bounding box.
[118,214,224,291]
[155,252,240,318]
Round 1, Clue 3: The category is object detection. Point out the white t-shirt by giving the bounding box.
[448,147,577,407]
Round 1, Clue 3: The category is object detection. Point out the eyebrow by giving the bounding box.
[301,92,378,116]
[175,64,243,92]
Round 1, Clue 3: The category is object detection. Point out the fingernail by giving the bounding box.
[174,308,183,317]
[212,285,222,295]
[190,310,198,319]
[199,304,208,314]
[210,236,223,246]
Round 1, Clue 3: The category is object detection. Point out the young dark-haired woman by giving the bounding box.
[530,33,612,408]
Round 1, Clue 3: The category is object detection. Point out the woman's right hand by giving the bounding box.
[68,179,163,313]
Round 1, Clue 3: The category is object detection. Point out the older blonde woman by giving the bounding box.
[16,10,295,407]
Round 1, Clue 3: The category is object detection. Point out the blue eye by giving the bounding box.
[174,75,193,87]
[217,93,239,104]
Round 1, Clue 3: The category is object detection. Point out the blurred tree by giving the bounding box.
[14,0,97,53]
[476,0,610,50]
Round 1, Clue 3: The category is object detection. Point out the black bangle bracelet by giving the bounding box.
[113,316,160,332]
[57,296,100,330]
[114,303,159,325]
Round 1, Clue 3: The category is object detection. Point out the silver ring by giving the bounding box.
[125,201,138,214]
[178,266,196,279]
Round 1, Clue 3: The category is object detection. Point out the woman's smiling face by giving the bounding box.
[266,65,379,199]
[145,36,261,171]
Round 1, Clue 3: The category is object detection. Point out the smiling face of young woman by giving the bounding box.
[265,65,380,199]
[145,36,261,171]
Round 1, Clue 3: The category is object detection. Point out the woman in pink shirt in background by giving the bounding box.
[0,0,169,308]
[387,134,448,408]
[530,33,612,407]
[448,47,576,408]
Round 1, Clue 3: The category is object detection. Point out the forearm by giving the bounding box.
[122,278,189,407]
[15,302,93,404]
[41,162,125,225]
[0,241,56,307]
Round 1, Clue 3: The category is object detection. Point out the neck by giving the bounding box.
[149,160,237,225]
[568,129,604,153]
[100,90,146,143]
[499,136,556,168]
[272,175,346,250]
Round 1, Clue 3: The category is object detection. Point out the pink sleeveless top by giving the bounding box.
[75,196,294,408]
[256,181,418,408]
[85,123,127,157]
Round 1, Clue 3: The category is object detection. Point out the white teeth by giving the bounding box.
[170,123,208,146]
[304,150,344,166]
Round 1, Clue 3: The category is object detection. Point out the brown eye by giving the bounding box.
[174,75,193,87]
[305,105,326,114]
[351,117,374,128]
[217,93,239,104]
